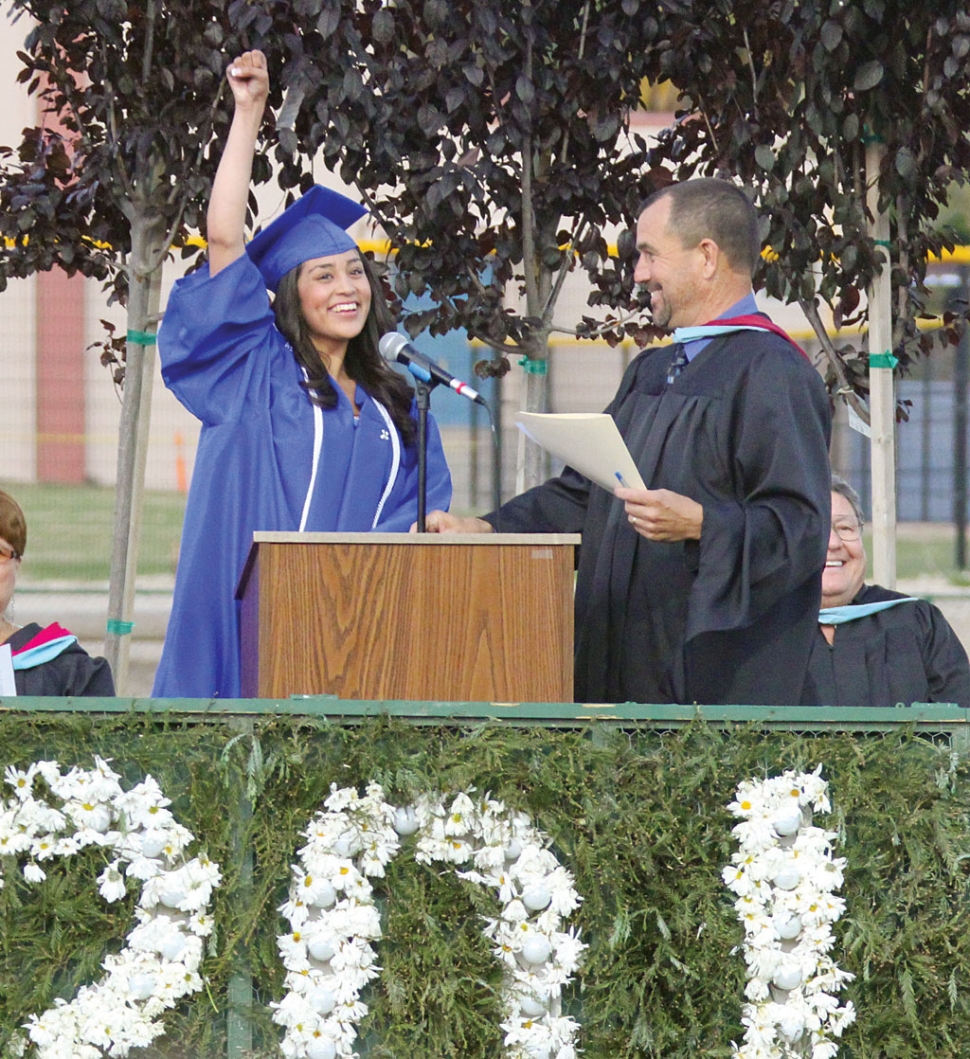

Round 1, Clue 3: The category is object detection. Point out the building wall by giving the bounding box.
[0,12,38,483]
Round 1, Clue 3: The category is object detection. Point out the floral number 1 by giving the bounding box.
[723,767,855,1059]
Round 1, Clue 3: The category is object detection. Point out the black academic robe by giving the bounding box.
[9,623,115,697]
[806,584,970,708]
[489,327,832,705]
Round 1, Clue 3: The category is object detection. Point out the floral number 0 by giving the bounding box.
[274,784,586,1059]
[0,758,221,1058]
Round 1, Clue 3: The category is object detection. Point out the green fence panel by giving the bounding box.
[0,699,968,1059]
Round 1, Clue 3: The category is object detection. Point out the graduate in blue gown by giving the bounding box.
[153,49,452,699]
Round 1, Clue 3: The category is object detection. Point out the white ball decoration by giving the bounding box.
[127,973,156,1001]
[158,882,189,909]
[777,1008,808,1041]
[158,932,188,961]
[772,863,801,890]
[308,937,336,962]
[771,807,802,836]
[521,935,552,964]
[774,913,803,940]
[307,1038,337,1059]
[139,834,167,858]
[332,836,354,857]
[518,993,547,1017]
[522,887,552,912]
[309,880,337,908]
[307,986,337,1015]
[393,806,419,835]
[773,963,804,991]
[504,838,523,860]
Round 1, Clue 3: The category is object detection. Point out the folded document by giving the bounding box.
[515,412,646,494]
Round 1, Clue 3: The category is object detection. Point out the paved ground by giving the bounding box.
[14,578,173,698]
[13,572,970,700]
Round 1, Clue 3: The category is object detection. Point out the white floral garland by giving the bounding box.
[274,783,585,1059]
[0,757,222,1059]
[722,766,856,1059]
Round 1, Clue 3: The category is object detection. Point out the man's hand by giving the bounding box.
[411,511,494,534]
[615,486,703,542]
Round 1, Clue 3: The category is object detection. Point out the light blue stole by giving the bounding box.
[10,634,77,670]
[671,324,774,344]
[818,598,918,626]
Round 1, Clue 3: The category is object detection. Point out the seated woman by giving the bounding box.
[0,490,115,696]
[805,475,970,708]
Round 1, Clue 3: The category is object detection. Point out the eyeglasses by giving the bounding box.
[831,521,862,543]
[0,542,21,563]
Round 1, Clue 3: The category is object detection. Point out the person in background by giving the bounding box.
[422,178,831,706]
[805,475,970,707]
[0,490,114,696]
[152,49,451,699]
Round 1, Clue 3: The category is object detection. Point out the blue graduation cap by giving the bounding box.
[245,185,368,292]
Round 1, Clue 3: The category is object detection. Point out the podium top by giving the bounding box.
[250,531,582,546]
[236,532,581,599]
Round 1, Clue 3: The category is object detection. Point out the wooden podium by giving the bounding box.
[236,532,580,702]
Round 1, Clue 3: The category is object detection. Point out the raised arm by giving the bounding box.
[207,50,269,277]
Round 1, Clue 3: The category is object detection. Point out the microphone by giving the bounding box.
[380,332,487,406]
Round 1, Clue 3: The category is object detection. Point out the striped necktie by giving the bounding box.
[666,344,688,385]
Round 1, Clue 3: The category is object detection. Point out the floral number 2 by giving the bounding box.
[0,758,221,1058]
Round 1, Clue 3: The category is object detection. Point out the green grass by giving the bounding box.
[1,481,186,582]
[2,481,969,584]
[863,527,967,583]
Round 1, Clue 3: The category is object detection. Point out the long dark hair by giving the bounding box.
[273,254,417,446]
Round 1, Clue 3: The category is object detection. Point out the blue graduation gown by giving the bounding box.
[152,255,452,698]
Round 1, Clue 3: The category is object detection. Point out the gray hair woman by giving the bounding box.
[804,474,969,707]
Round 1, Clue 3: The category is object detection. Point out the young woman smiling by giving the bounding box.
[152,50,452,699]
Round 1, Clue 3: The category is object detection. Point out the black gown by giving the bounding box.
[9,623,115,696]
[806,584,970,708]
[489,326,832,705]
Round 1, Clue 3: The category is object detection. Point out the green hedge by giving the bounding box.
[1,712,969,1059]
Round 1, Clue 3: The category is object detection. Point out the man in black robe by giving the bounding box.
[424,179,832,705]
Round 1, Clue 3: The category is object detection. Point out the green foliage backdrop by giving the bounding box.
[1,714,969,1059]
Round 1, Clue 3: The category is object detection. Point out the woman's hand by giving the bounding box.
[208,50,269,276]
[411,511,494,534]
[226,50,269,111]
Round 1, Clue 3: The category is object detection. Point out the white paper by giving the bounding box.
[0,643,16,696]
[515,412,646,493]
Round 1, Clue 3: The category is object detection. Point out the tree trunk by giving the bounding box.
[865,141,897,587]
[515,350,550,493]
[104,210,165,694]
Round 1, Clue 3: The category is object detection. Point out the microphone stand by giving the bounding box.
[413,375,439,532]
